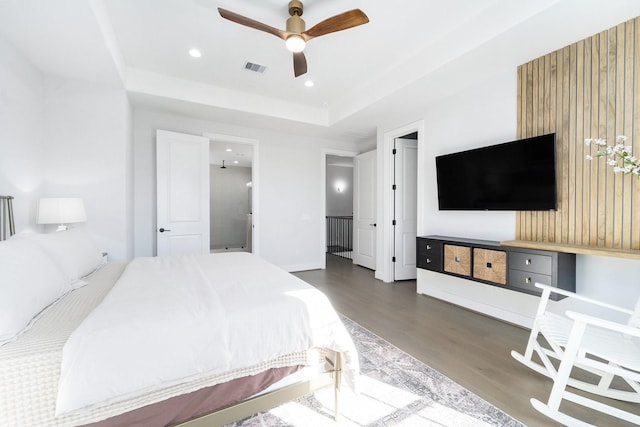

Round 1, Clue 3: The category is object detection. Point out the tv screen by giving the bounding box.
[435,133,557,211]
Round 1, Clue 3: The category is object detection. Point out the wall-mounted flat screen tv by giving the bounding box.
[435,133,557,211]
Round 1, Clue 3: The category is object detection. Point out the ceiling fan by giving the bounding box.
[218,1,369,77]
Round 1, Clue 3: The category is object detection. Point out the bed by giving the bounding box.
[0,213,358,426]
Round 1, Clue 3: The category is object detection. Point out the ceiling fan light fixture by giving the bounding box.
[218,4,369,76]
[285,35,306,53]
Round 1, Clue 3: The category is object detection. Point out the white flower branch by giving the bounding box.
[585,135,640,177]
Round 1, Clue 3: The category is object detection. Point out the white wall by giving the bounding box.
[133,109,360,271]
[0,34,133,260]
[0,36,133,260]
[377,70,640,327]
[326,163,353,217]
[0,34,45,232]
[42,76,132,261]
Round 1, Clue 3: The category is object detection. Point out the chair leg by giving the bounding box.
[547,320,586,410]
[530,398,594,427]
[532,319,640,426]
[512,288,560,378]
[511,322,559,379]
[333,352,341,422]
[513,327,640,403]
[531,320,589,425]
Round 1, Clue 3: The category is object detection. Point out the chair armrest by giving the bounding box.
[566,310,640,338]
[535,283,634,316]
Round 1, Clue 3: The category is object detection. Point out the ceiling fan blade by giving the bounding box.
[303,9,369,40]
[293,52,307,77]
[218,8,288,40]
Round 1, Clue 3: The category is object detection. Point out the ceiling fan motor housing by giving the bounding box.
[288,0,303,17]
[286,15,305,33]
[287,1,305,33]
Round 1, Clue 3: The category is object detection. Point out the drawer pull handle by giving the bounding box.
[525,277,532,284]
[525,259,532,265]
[426,258,432,264]
[455,256,461,262]
[486,262,492,268]
[426,244,431,250]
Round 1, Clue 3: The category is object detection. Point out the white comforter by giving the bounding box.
[55,252,358,416]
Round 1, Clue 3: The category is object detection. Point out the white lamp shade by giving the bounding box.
[37,198,87,225]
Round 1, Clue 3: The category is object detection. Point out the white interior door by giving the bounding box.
[156,130,210,256]
[394,138,417,280]
[353,150,376,270]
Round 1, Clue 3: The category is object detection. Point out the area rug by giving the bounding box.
[228,315,525,426]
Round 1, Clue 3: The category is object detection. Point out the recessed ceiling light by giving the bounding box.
[189,48,202,58]
[226,148,232,152]
[233,160,239,164]
[304,80,314,88]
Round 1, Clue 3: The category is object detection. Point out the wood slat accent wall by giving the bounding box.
[516,17,640,251]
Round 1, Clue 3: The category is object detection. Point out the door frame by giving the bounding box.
[203,132,260,256]
[321,148,358,269]
[376,120,425,283]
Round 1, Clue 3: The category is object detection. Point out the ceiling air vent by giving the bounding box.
[244,62,267,73]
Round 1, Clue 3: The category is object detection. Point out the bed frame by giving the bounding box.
[173,353,342,426]
[0,195,15,241]
[2,196,344,426]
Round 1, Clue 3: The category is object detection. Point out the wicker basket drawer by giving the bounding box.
[444,244,471,277]
[473,248,507,285]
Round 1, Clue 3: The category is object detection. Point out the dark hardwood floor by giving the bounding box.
[294,255,639,427]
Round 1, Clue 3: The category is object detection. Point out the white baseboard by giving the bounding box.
[285,262,324,273]
[417,270,536,328]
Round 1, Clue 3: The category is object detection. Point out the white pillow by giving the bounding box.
[28,229,105,282]
[0,238,71,345]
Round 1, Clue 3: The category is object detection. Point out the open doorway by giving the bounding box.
[321,149,358,269]
[325,155,354,260]
[205,133,258,254]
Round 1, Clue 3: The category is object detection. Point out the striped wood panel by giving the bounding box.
[516,17,640,251]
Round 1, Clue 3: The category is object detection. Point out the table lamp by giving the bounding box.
[37,198,86,231]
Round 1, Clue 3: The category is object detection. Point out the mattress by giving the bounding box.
[0,261,330,426]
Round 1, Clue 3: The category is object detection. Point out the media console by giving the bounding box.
[416,235,576,300]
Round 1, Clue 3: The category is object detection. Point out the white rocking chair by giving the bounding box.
[512,283,640,426]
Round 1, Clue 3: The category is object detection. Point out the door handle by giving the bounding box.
[369,223,377,227]
[159,228,171,233]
